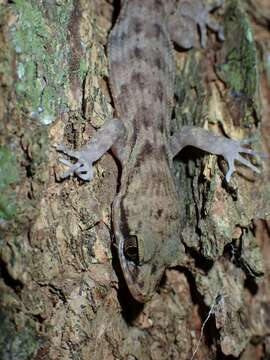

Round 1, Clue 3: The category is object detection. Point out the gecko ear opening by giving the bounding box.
[124,235,139,263]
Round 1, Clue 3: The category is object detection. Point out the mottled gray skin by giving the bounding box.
[109,1,180,302]
[57,0,263,302]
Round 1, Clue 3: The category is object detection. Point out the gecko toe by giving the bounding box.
[57,144,80,159]
[59,158,74,167]
[225,159,235,183]
[74,162,94,181]
[236,154,260,174]
[59,157,82,178]
[61,166,79,179]
[239,147,267,159]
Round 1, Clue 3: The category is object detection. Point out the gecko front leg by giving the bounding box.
[170,126,265,182]
[57,119,125,181]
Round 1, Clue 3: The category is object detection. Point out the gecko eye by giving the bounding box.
[124,235,139,263]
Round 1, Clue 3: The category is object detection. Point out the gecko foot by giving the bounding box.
[223,139,265,182]
[57,144,94,181]
[198,0,225,48]
[168,0,224,49]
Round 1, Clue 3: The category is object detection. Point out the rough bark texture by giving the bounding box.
[0,0,269,359]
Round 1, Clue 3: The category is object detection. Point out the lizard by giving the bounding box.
[57,0,264,303]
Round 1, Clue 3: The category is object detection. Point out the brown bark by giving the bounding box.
[0,0,269,359]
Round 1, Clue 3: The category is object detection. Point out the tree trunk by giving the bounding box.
[0,0,269,359]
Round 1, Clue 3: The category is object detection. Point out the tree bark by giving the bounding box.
[0,0,269,359]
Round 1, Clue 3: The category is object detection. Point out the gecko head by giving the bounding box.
[117,232,165,303]
[113,175,181,303]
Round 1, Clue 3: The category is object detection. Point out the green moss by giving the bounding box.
[216,0,259,118]
[0,147,19,221]
[0,7,13,89]
[79,57,89,82]
[0,312,39,360]
[240,231,265,277]
[174,54,204,121]
[265,51,270,86]
[10,0,74,125]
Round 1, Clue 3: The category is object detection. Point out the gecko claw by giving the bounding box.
[57,145,94,181]
[224,139,265,182]
[240,139,254,146]
[239,139,267,159]
[74,162,94,181]
[236,154,260,174]
[58,158,82,179]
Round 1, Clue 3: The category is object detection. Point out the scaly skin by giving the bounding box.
[57,0,263,302]
[109,0,182,302]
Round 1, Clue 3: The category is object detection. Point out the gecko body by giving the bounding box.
[58,0,263,302]
[109,1,181,302]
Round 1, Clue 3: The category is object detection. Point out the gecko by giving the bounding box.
[57,0,264,303]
